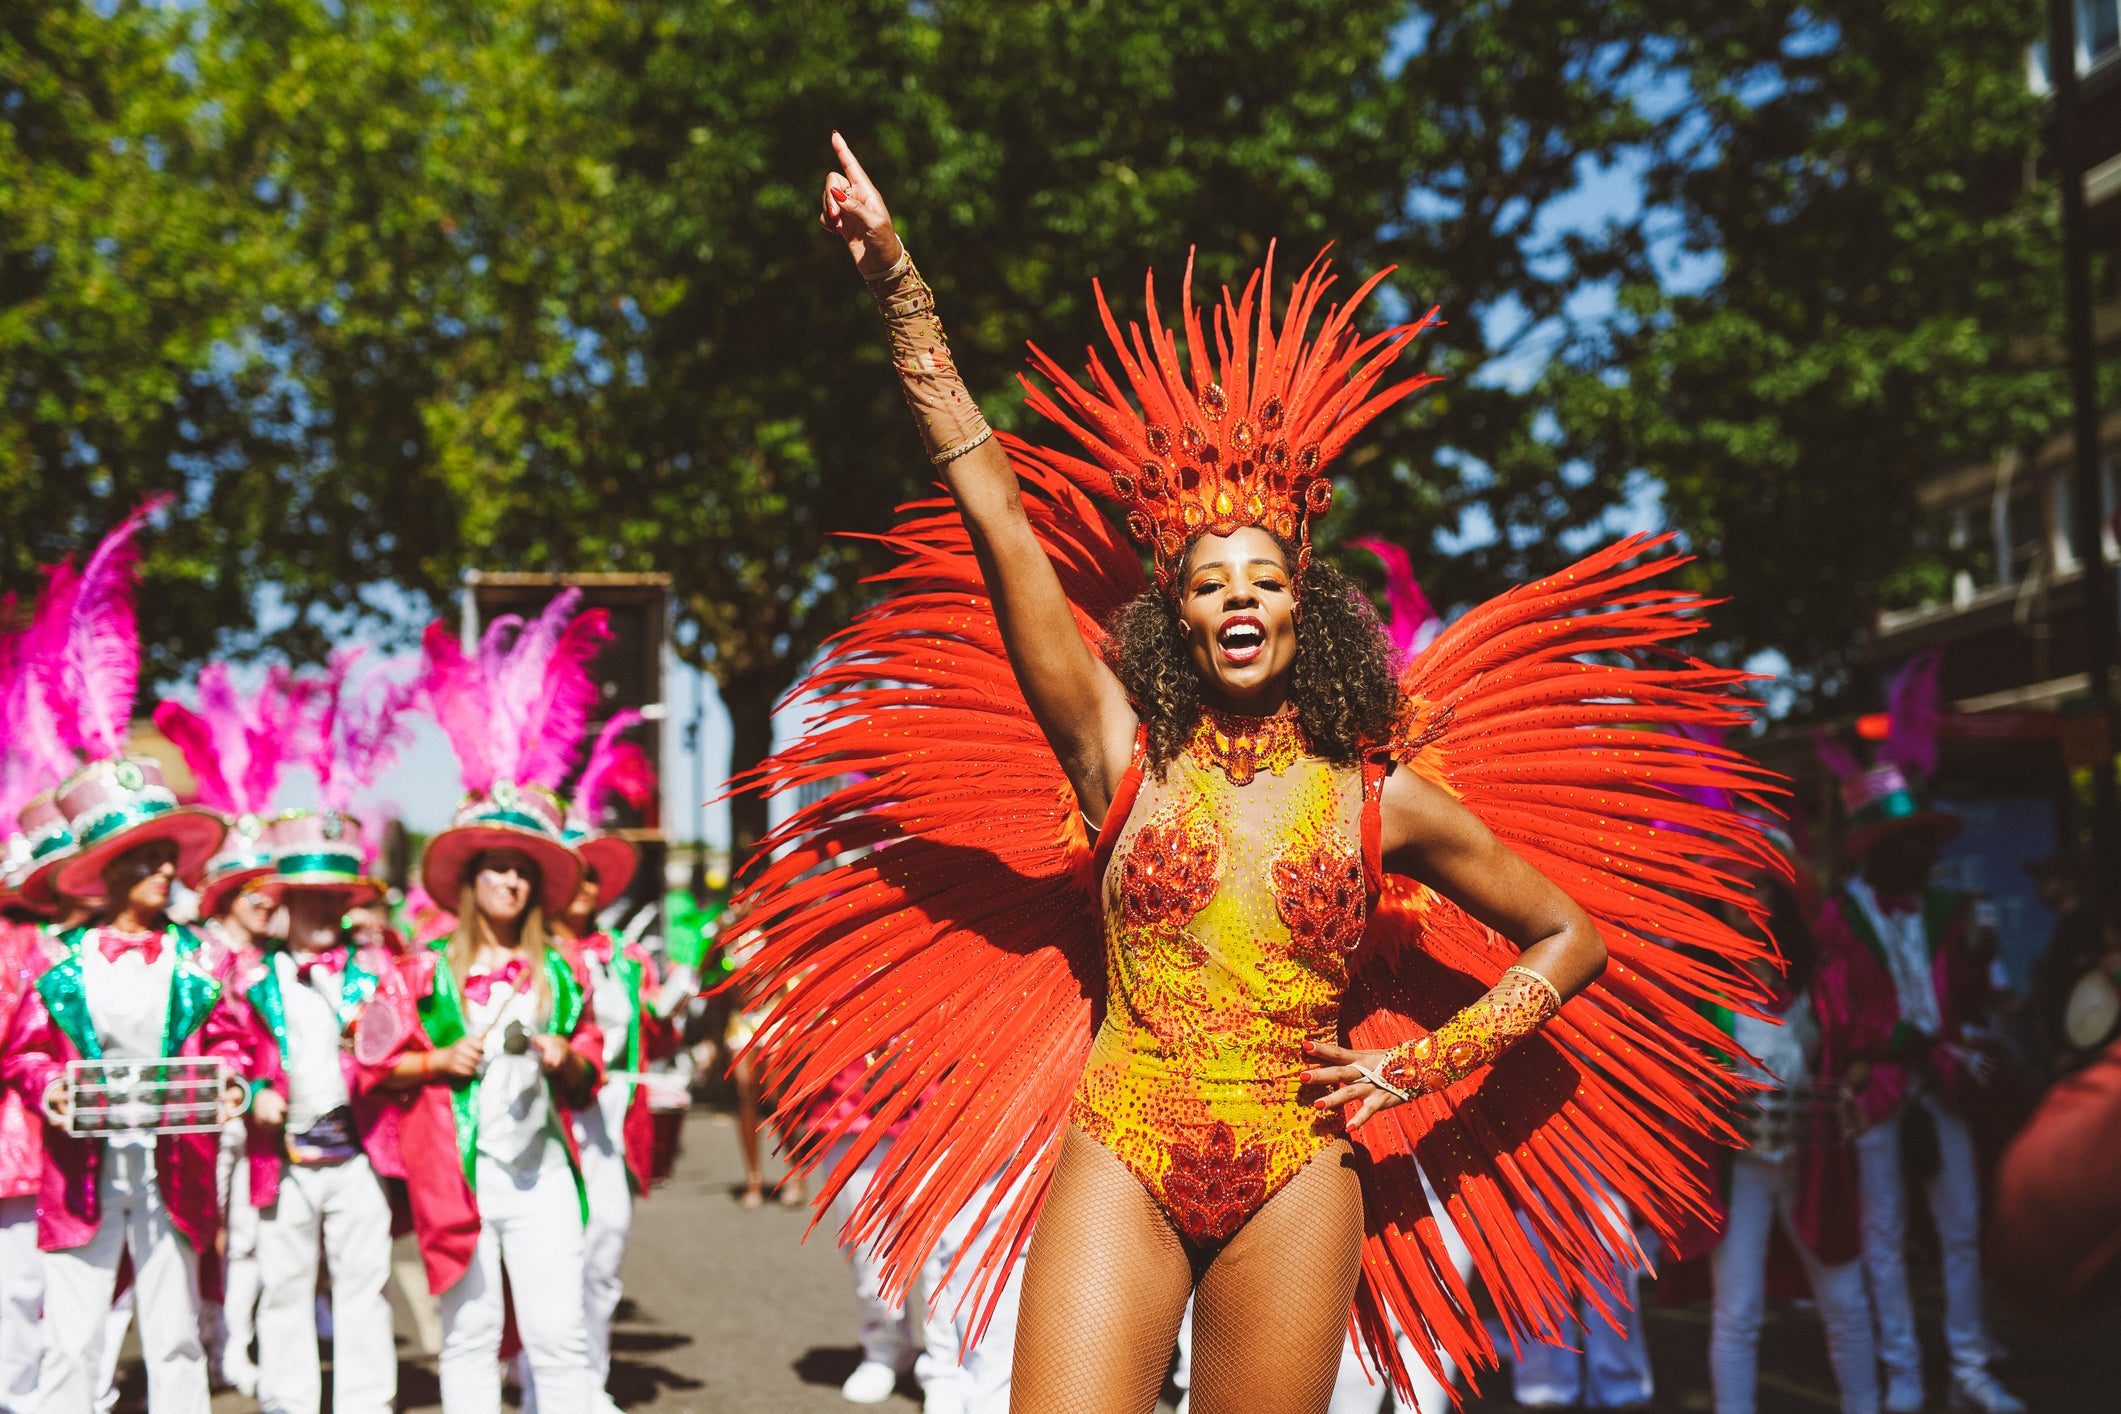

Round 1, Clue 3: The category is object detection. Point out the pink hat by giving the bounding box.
[53,755,226,901]
[255,810,384,908]
[422,782,580,916]
[9,790,92,910]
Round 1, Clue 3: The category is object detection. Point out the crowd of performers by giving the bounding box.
[0,511,680,1414]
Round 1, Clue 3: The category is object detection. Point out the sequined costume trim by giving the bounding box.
[1186,705,1307,786]
[1072,712,1371,1243]
[1378,965,1561,1097]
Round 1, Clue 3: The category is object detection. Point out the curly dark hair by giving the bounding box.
[1103,536,1404,776]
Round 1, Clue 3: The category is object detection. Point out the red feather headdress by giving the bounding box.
[1020,246,1442,592]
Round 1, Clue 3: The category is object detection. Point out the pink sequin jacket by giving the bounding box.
[1813,887,1990,1126]
[0,924,48,1199]
[234,937,407,1210]
[0,925,269,1256]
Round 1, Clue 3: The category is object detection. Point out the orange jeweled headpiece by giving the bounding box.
[1018,246,1443,594]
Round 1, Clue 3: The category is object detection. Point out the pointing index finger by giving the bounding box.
[830,130,871,194]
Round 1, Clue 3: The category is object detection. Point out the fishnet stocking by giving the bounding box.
[1187,1139,1365,1414]
[1011,1128,1365,1414]
[1012,1126,1195,1413]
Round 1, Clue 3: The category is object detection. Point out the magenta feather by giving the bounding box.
[1880,648,1944,779]
[12,565,86,787]
[0,616,44,830]
[1348,535,1441,657]
[420,589,608,793]
[313,647,422,814]
[154,663,321,815]
[1811,727,1864,783]
[56,495,169,760]
[573,711,655,826]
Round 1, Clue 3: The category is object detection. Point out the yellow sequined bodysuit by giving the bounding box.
[1073,708,1380,1243]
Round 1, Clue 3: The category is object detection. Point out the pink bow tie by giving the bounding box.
[295,949,347,985]
[580,933,615,966]
[98,930,163,966]
[462,959,527,1006]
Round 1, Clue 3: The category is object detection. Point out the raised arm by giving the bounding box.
[821,133,1138,823]
[1303,767,1607,1125]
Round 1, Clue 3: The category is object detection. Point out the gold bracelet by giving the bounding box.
[929,426,994,465]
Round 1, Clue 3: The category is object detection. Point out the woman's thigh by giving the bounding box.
[1188,1140,1365,1414]
[1011,1126,1194,1414]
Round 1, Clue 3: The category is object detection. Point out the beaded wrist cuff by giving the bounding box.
[1379,965,1562,1096]
[868,249,993,465]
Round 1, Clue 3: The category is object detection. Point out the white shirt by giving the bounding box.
[465,965,563,1176]
[1847,877,1942,1037]
[81,930,178,1168]
[274,950,354,1134]
[585,950,635,1138]
[1732,993,1820,1164]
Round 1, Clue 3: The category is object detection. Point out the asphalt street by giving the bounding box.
[126,1105,2121,1412]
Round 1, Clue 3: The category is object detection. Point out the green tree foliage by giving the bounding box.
[1577,0,2070,700]
[0,1,298,679]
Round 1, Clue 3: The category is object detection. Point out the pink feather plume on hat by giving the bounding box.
[421,587,610,794]
[153,663,320,816]
[1879,648,1943,779]
[311,646,422,815]
[573,710,656,826]
[52,495,170,762]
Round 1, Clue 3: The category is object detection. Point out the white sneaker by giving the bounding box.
[841,1360,903,1404]
[1884,1372,1924,1414]
[1948,1369,2028,1414]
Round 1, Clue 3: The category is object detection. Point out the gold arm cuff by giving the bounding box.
[1504,964,1564,1012]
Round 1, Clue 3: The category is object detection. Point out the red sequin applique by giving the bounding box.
[1120,810,1222,933]
[1270,838,1365,972]
[1160,1121,1269,1243]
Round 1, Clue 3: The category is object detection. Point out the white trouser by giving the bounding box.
[1710,1154,1877,1414]
[1326,1168,1474,1414]
[575,1104,634,1397]
[438,1156,591,1414]
[0,1195,41,1414]
[256,1155,397,1414]
[914,1162,1030,1414]
[1512,1184,1654,1410]
[1854,1090,1987,1384]
[96,1289,130,1414]
[823,1135,922,1372]
[216,1126,260,1381]
[37,1151,210,1414]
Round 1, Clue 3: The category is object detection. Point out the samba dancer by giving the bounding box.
[736,137,1780,1413]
